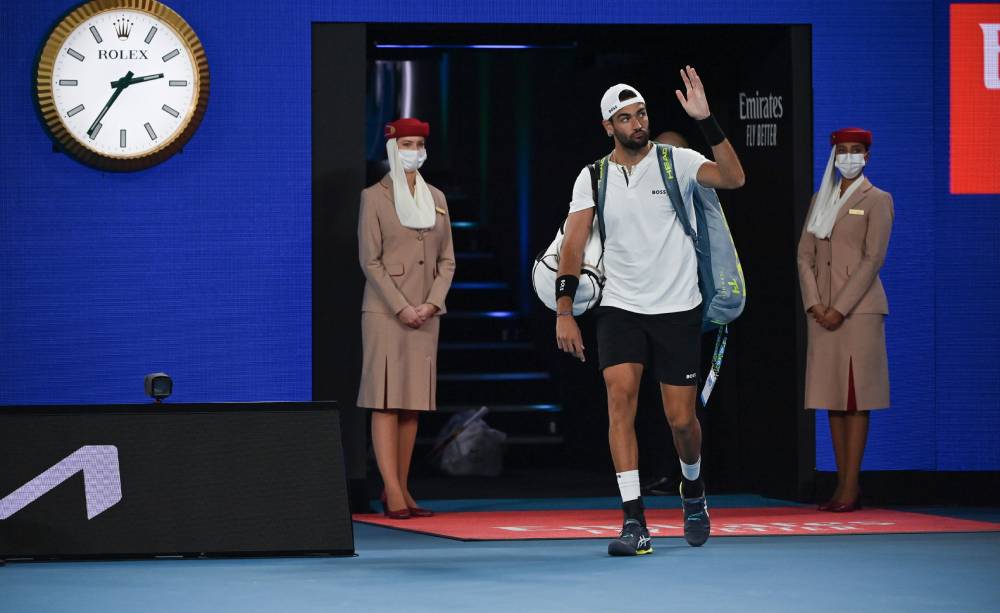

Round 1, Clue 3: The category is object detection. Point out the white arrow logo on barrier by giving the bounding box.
[0,445,122,520]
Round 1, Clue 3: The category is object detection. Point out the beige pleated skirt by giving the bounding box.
[357,312,439,411]
[805,313,890,412]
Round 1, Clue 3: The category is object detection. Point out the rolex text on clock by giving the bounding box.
[36,0,209,171]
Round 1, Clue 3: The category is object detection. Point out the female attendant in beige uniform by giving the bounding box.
[798,127,893,512]
[357,117,455,519]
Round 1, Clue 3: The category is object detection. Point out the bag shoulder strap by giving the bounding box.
[587,156,610,244]
[654,144,697,241]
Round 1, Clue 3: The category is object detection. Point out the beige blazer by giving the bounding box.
[358,174,456,315]
[797,178,894,316]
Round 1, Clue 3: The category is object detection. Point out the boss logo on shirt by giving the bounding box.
[651,189,668,195]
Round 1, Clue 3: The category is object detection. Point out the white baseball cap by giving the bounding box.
[601,84,646,120]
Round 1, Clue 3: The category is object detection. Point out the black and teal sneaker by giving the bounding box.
[680,482,710,547]
[607,518,653,556]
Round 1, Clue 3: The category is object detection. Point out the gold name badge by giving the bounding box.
[436,207,447,215]
[849,209,865,216]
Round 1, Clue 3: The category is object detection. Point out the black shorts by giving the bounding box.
[595,305,702,386]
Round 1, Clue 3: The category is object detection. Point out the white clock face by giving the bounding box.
[50,9,197,158]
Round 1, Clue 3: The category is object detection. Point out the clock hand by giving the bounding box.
[87,70,133,138]
[109,73,164,88]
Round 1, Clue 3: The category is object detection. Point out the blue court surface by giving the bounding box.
[2,496,998,613]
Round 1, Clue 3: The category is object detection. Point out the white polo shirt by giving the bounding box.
[568,144,709,315]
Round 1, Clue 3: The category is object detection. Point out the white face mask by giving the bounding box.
[398,148,427,172]
[835,153,866,179]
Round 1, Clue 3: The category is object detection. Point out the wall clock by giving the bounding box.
[36,0,209,171]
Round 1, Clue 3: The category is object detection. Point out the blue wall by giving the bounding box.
[931,0,1000,470]
[1,1,996,469]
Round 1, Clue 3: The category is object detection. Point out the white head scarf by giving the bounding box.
[806,146,865,239]
[386,139,436,230]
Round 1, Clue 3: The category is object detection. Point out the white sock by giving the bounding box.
[616,470,641,502]
[680,457,701,481]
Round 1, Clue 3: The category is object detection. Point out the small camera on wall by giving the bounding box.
[144,373,173,402]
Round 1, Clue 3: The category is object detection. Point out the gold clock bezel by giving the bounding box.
[35,0,210,171]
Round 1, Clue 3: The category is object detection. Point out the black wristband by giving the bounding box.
[555,275,579,300]
[697,114,726,147]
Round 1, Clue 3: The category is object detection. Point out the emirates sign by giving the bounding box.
[951,4,1000,194]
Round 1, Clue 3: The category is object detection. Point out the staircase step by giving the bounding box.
[437,403,561,414]
[439,341,533,350]
[453,252,504,281]
[438,343,541,371]
[438,372,550,382]
[419,404,563,441]
[440,311,529,342]
[450,221,485,252]
[446,310,519,319]
[438,377,556,404]
[447,285,516,311]
[416,435,563,445]
[452,281,509,290]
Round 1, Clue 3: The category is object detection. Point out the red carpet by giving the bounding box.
[354,507,1000,541]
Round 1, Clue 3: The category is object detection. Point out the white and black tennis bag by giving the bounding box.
[531,204,605,316]
[531,226,605,316]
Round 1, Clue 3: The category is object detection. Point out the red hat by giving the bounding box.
[384,118,430,140]
[831,127,872,147]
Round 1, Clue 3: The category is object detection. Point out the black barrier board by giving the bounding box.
[0,402,353,559]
